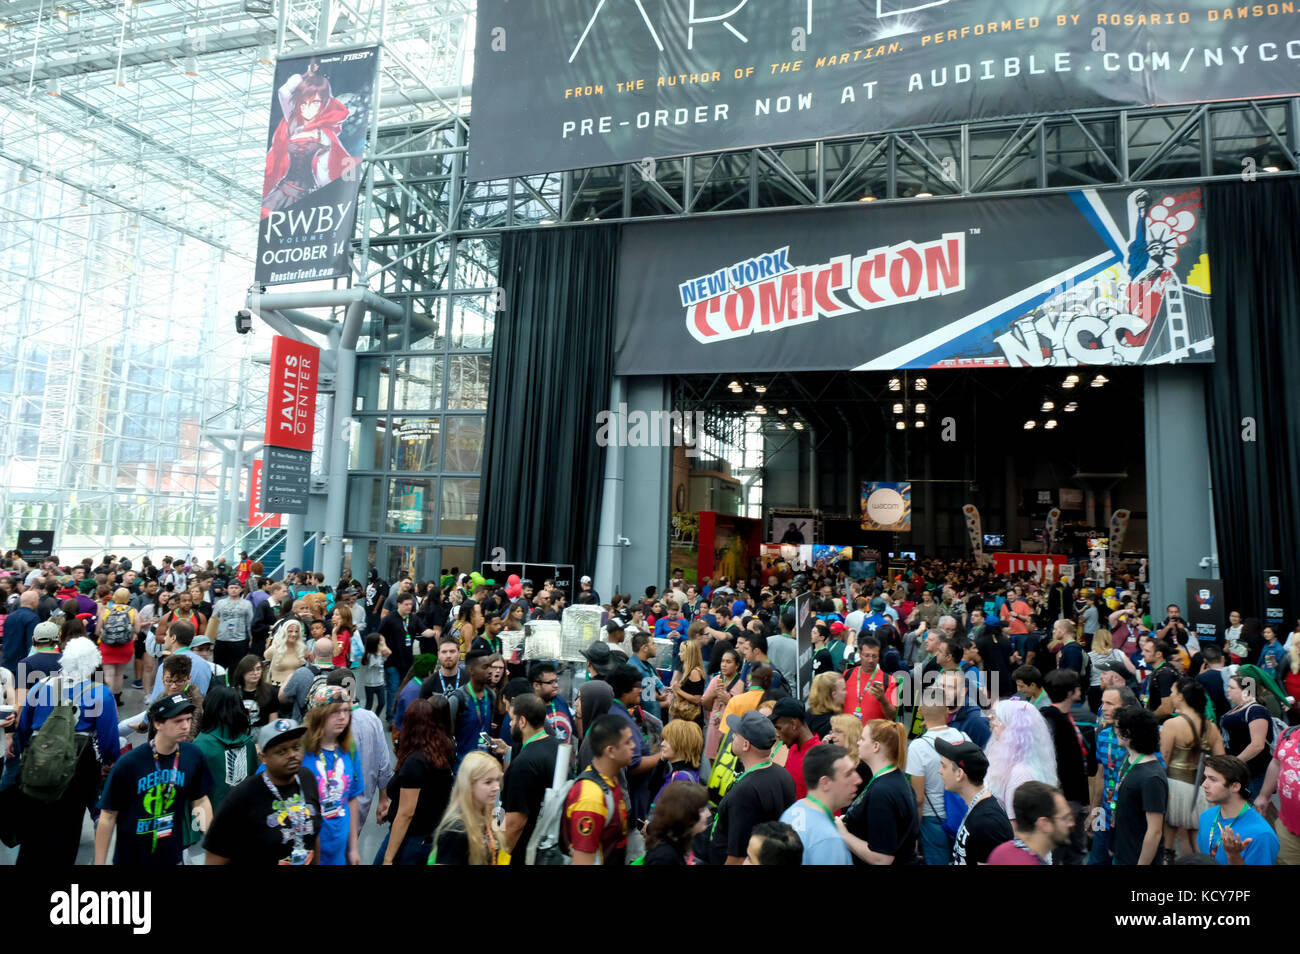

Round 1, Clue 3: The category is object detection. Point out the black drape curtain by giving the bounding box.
[475,224,622,575]
[1203,178,1300,617]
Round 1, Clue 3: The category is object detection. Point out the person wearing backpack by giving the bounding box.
[12,636,121,865]
[562,713,635,865]
[97,588,139,703]
[279,638,338,722]
[907,700,972,865]
[1039,669,1090,865]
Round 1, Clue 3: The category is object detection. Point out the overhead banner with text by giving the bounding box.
[257,47,378,285]
[469,0,1300,180]
[615,185,1212,372]
[264,336,320,453]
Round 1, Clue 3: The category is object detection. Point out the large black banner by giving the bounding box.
[257,47,378,285]
[469,0,1300,181]
[615,185,1212,373]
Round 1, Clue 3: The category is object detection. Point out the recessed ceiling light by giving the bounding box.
[1045,419,1058,429]
[792,421,804,430]
[754,405,766,414]
[1091,374,1108,387]
[1064,402,1078,412]
[753,385,766,394]
[1041,400,1054,412]
[914,377,927,391]
[1023,420,1036,430]
[914,402,926,414]
[777,407,787,415]
[892,402,904,414]
[914,419,925,428]
[895,420,906,430]
[888,377,901,391]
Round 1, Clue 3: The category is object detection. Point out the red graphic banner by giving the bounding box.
[248,459,281,527]
[264,335,319,452]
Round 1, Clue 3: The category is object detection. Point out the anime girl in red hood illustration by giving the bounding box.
[261,59,358,218]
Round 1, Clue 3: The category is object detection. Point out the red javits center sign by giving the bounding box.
[265,336,319,453]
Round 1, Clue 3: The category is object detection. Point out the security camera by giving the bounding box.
[617,536,631,547]
[235,308,253,335]
[1198,556,1211,569]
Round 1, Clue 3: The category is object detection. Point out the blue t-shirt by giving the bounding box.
[780,799,852,865]
[1196,805,1279,864]
[1260,642,1287,674]
[393,677,423,731]
[628,655,666,720]
[302,746,362,865]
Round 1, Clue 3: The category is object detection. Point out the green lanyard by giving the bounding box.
[522,729,548,748]
[1207,805,1254,859]
[1109,754,1148,811]
[805,795,835,822]
[849,764,895,812]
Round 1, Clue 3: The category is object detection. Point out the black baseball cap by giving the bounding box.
[768,697,807,723]
[148,693,196,723]
[934,738,989,776]
[726,711,778,749]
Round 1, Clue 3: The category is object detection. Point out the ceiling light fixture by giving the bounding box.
[858,195,877,202]
[753,384,767,394]
[754,405,766,414]
[916,191,934,198]
[892,402,904,414]
[914,419,925,428]
[1041,400,1054,412]
[914,402,927,414]
[44,77,61,96]
[1091,374,1108,387]
[1064,402,1078,412]
[914,377,927,391]
[777,407,788,415]
[1023,420,1036,430]
[792,421,804,430]
[888,377,902,391]
[183,55,199,77]
[895,420,906,430]
[1045,419,1058,429]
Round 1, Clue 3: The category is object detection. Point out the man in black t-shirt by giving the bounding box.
[95,693,213,866]
[364,569,390,634]
[1111,706,1168,865]
[502,693,561,866]
[1140,638,1179,718]
[205,718,323,865]
[709,711,797,865]
[937,738,1012,865]
[1040,670,1091,865]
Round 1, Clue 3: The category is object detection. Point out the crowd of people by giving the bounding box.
[1,547,1298,867]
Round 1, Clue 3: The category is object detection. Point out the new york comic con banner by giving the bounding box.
[614,185,1212,372]
[256,47,379,285]
[469,0,1300,180]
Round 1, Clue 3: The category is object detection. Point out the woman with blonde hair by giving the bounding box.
[301,684,363,865]
[827,713,864,771]
[669,637,707,728]
[837,720,918,864]
[654,718,704,807]
[1087,629,1136,712]
[432,751,502,865]
[807,671,846,739]
[96,587,139,701]
[264,618,308,686]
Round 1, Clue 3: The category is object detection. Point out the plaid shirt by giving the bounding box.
[1095,725,1124,823]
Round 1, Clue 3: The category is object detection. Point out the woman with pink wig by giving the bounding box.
[986,699,1059,819]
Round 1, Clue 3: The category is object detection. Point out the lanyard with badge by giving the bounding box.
[146,742,179,851]
[854,666,882,719]
[1207,805,1255,860]
[262,772,314,866]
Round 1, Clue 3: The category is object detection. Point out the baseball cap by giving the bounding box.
[342,586,360,596]
[934,738,989,776]
[768,697,807,723]
[189,634,213,649]
[605,619,625,634]
[1095,659,1129,675]
[308,684,350,710]
[829,621,847,636]
[32,620,60,645]
[258,717,307,751]
[580,575,592,584]
[726,711,778,749]
[149,693,196,723]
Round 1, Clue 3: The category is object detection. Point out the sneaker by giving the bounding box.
[131,679,144,690]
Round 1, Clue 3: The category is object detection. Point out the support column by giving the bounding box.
[594,376,626,603]
[214,450,231,559]
[322,302,365,587]
[284,516,305,579]
[1144,366,1214,615]
[617,376,671,591]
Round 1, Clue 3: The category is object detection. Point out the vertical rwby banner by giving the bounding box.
[257,47,379,285]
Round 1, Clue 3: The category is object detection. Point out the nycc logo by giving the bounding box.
[681,234,966,344]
